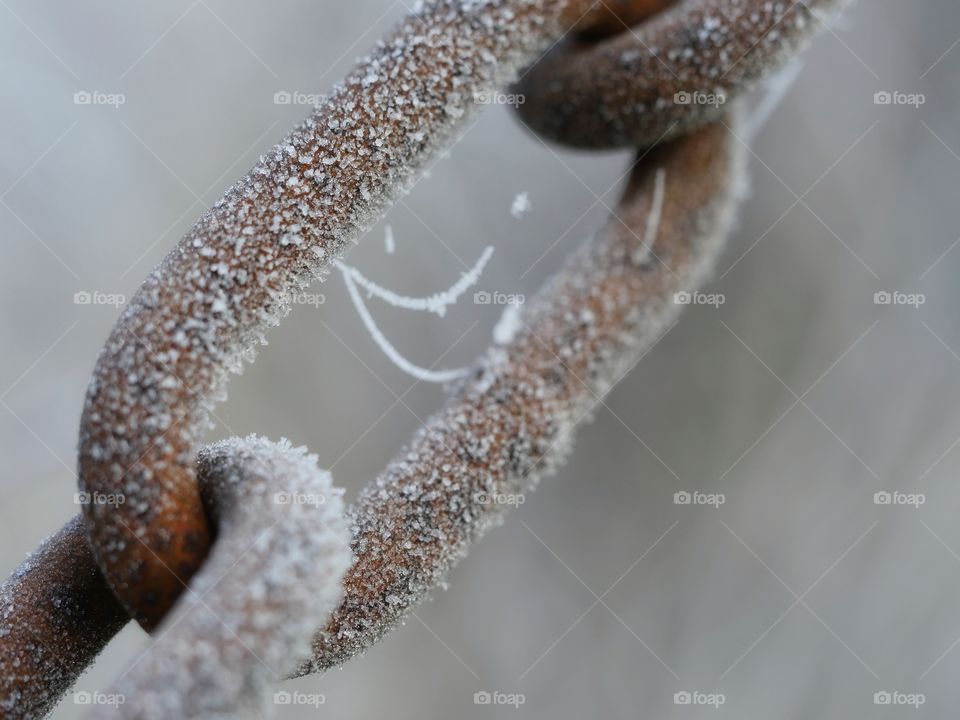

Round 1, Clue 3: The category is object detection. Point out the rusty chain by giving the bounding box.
[0,0,844,717]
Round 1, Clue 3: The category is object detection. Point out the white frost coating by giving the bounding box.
[340,266,471,383]
[334,246,493,317]
[333,246,493,382]
[493,302,523,344]
[383,225,396,254]
[510,191,530,219]
[88,436,351,720]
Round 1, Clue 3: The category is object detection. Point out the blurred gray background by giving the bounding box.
[2,0,960,717]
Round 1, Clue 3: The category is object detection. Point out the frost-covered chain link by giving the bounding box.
[517,0,846,148]
[0,438,351,720]
[0,0,845,717]
[77,0,585,632]
[87,437,352,720]
[79,0,839,630]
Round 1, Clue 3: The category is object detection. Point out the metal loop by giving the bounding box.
[514,0,846,149]
[87,437,351,720]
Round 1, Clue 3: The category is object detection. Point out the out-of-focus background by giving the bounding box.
[1,0,959,717]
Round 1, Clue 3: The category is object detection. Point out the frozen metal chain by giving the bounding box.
[0,1,845,717]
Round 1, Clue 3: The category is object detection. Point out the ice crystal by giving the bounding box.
[383,225,396,254]
[493,302,523,344]
[510,191,531,219]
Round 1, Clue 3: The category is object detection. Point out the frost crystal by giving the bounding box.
[383,225,396,254]
[510,191,531,219]
[336,246,493,318]
[493,302,523,344]
[335,246,493,383]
